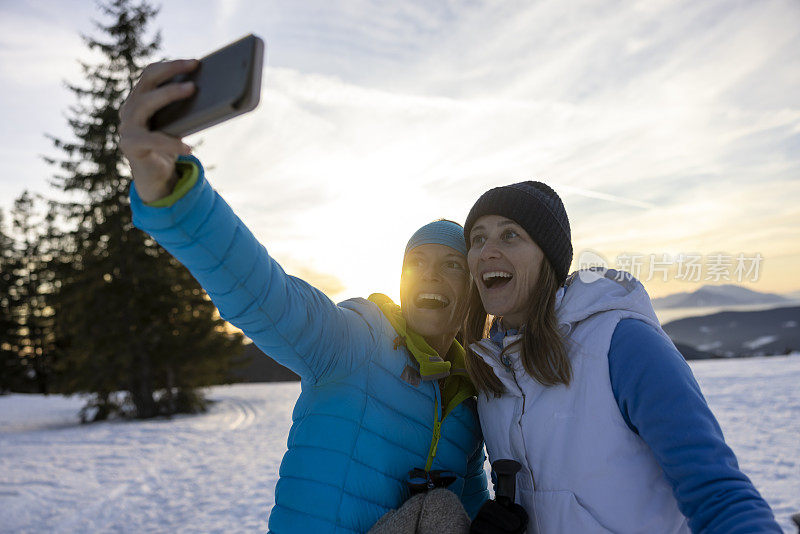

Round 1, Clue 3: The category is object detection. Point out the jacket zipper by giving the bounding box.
[502,353,526,414]
[424,380,444,471]
[503,350,534,492]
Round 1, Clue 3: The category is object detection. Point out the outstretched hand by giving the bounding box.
[118,59,198,203]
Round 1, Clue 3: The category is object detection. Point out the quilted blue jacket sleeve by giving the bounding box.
[461,445,489,519]
[129,156,378,384]
[609,319,781,533]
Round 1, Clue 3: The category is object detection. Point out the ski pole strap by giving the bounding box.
[406,468,458,496]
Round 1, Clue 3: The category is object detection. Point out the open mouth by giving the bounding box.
[482,271,513,290]
[415,293,450,309]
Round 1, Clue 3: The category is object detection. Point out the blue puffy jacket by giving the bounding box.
[129,156,489,533]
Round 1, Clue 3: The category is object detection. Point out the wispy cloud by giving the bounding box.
[556,185,656,210]
[1,0,798,300]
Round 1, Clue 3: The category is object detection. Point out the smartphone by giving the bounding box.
[149,34,265,137]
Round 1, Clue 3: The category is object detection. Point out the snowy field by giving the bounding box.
[1,355,799,533]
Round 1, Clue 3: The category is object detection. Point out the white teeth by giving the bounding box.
[482,271,512,281]
[417,293,450,304]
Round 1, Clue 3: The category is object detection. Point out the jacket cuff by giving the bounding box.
[143,155,200,208]
[129,154,209,234]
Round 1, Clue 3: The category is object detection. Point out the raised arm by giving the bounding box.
[120,60,379,383]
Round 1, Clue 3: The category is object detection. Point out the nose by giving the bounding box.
[420,261,441,281]
[479,239,502,261]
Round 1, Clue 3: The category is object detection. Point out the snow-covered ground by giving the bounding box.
[1,355,799,533]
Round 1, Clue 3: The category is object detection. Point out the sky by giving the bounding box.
[0,0,798,303]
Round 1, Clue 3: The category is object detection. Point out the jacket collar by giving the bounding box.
[368,293,471,384]
[370,293,477,414]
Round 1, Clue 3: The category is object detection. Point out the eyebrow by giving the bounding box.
[406,251,465,262]
[470,218,518,234]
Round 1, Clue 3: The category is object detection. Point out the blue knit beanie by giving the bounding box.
[405,220,468,257]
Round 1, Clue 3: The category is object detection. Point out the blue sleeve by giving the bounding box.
[129,156,379,384]
[460,444,490,519]
[608,319,781,534]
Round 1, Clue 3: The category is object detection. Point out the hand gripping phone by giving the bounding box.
[149,34,265,137]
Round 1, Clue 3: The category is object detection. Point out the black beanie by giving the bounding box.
[464,181,573,283]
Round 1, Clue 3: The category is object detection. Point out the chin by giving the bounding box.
[481,300,508,318]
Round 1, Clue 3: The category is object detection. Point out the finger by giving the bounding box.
[120,59,197,123]
[129,81,196,125]
[120,130,191,159]
[136,58,199,94]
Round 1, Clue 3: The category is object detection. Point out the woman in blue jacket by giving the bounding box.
[463,182,781,533]
[119,59,488,533]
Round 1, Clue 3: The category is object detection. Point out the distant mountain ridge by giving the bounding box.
[652,284,790,309]
[786,289,800,300]
[662,306,800,358]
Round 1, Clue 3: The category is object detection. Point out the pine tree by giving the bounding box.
[0,208,26,394]
[46,0,244,420]
[9,192,59,394]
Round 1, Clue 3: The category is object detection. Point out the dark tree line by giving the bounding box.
[0,0,244,420]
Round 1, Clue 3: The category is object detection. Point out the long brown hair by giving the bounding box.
[465,257,571,397]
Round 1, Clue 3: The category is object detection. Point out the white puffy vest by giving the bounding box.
[472,269,690,533]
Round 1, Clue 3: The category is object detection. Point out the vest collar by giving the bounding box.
[470,337,526,397]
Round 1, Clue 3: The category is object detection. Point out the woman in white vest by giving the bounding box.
[462,182,781,534]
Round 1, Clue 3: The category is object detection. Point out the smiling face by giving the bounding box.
[467,215,545,329]
[400,244,470,345]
